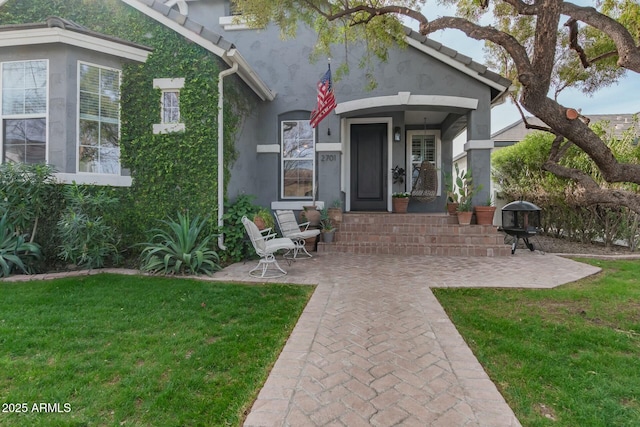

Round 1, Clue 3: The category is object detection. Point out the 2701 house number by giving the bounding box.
[321,154,336,162]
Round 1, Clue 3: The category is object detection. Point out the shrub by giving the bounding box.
[220,195,263,263]
[140,212,221,275]
[57,184,121,269]
[0,212,42,277]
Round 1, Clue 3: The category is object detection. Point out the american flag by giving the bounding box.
[310,65,337,128]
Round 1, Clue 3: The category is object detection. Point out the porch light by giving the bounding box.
[393,126,401,142]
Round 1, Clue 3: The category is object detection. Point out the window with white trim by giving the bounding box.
[153,78,185,134]
[1,60,48,164]
[407,130,441,194]
[78,62,121,174]
[281,120,315,199]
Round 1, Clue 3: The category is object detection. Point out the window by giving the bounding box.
[153,78,185,134]
[407,130,441,193]
[281,120,315,199]
[1,60,47,164]
[78,62,121,174]
[162,91,180,124]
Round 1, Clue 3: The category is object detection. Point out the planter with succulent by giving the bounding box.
[392,192,410,213]
[474,195,496,225]
[253,207,275,231]
[454,167,480,225]
[444,166,463,215]
[320,207,336,243]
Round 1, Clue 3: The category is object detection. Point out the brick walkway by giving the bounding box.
[211,251,601,426]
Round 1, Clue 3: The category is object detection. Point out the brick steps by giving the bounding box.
[317,212,510,257]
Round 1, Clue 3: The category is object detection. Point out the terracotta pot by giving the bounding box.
[302,206,321,226]
[392,198,409,213]
[253,215,266,230]
[457,211,473,225]
[446,202,459,216]
[327,207,343,226]
[474,206,496,225]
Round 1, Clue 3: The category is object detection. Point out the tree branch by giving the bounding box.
[562,1,640,72]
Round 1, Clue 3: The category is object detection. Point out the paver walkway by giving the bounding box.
[211,251,601,426]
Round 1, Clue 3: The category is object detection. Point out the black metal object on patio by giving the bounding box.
[499,200,541,254]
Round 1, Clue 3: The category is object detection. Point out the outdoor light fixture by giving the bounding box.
[393,126,401,142]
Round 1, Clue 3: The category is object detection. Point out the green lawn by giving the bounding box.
[433,258,640,427]
[0,274,314,426]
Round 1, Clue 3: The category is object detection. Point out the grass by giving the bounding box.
[433,258,640,427]
[0,274,314,426]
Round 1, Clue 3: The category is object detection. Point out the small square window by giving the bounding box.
[162,91,180,124]
[152,78,185,134]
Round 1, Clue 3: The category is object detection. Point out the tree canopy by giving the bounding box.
[234,0,640,212]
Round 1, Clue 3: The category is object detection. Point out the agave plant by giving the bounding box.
[0,212,42,277]
[140,212,221,275]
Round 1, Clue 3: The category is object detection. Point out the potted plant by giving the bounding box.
[454,167,480,225]
[327,198,343,226]
[474,195,496,225]
[301,181,321,227]
[444,165,463,215]
[320,207,336,243]
[392,192,410,213]
[253,207,275,230]
[456,199,474,225]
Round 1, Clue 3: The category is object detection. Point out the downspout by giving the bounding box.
[217,61,239,250]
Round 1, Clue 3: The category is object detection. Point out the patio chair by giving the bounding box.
[275,209,320,259]
[241,216,296,278]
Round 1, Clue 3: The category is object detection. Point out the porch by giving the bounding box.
[317,212,512,257]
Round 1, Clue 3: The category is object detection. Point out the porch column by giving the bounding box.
[465,108,493,205]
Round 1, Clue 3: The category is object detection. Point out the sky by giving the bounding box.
[413,2,640,135]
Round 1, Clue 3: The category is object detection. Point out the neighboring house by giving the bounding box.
[0,0,511,215]
[491,113,639,148]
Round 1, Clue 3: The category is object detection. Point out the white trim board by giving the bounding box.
[0,28,150,62]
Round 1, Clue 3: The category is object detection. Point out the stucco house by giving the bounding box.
[0,0,511,219]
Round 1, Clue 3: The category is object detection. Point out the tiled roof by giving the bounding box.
[404,28,513,91]
[134,0,233,51]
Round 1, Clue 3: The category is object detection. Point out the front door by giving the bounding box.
[350,123,387,211]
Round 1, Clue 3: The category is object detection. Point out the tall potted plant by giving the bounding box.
[320,208,336,243]
[454,167,479,225]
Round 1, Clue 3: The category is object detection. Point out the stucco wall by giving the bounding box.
[191,1,495,211]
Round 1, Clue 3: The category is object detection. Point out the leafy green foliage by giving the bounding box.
[0,212,42,277]
[220,195,264,263]
[57,184,121,269]
[1,0,251,257]
[0,163,65,268]
[492,120,640,247]
[0,163,56,240]
[140,212,221,275]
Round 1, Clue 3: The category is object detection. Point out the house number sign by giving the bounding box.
[321,154,336,162]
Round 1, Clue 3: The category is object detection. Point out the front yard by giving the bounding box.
[0,274,313,426]
[434,258,640,427]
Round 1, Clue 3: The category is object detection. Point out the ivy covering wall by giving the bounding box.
[0,0,253,246]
